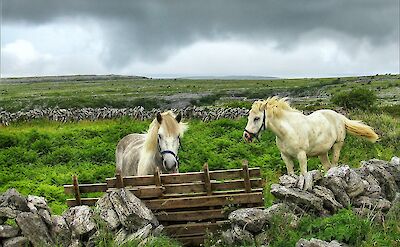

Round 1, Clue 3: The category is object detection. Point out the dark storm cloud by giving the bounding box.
[3,0,399,66]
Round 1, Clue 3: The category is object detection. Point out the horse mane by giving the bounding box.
[143,111,188,152]
[251,96,299,118]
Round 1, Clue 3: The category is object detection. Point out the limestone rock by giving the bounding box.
[353,196,391,211]
[108,189,158,230]
[2,236,29,247]
[123,224,153,244]
[296,238,347,247]
[279,175,298,188]
[228,208,267,233]
[16,212,54,247]
[0,207,17,219]
[51,215,71,247]
[63,206,96,237]
[95,193,120,230]
[321,176,350,207]
[0,225,19,238]
[0,189,29,212]
[271,184,324,212]
[27,195,49,213]
[360,160,399,200]
[312,186,343,213]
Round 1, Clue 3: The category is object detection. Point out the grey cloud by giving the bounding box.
[3,0,399,67]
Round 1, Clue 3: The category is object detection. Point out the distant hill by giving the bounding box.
[180,75,279,80]
[0,74,148,83]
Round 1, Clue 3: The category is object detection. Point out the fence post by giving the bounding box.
[72,175,81,206]
[154,167,163,197]
[116,173,124,188]
[242,160,251,193]
[203,163,212,196]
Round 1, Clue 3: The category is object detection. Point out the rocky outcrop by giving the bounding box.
[270,157,400,216]
[0,188,161,247]
[217,157,400,246]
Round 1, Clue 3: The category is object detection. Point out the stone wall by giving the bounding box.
[0,106,249,126]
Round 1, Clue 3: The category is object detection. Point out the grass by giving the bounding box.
[0,109,398,214]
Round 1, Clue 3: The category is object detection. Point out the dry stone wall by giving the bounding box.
[0,107,250,126]
[217,157,400,246]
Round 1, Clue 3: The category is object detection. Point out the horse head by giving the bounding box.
[243,100,267,142]
[156,112,186,173]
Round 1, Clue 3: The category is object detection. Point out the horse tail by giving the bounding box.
[343,118,379,143]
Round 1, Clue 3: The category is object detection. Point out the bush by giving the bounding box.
[331,88,377,110]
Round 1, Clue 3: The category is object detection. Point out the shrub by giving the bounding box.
[331,88,377,110]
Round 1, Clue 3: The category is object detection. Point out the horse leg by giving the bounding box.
[281,152,295,175]
[319,153,332,171]
[297,151,308,175]
[332,141,344,166]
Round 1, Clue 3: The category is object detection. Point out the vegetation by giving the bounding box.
[331,88,377,110]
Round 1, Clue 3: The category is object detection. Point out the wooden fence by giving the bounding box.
[64,161,264,246]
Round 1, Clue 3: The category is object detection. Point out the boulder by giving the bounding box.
[63,206,96,237]
[16,212,54,247]
[2,236,29,247]
[0,189,29,212]
[0,225,19,238]
[51,215,71,247]
[352,207,384,224]
[264,203,299,228]
[271,184,324,213]
[228,208,267,233]
[95,193,120,230]
[386,193,400,219]
[108,189,158,231]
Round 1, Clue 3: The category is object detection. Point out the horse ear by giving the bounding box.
[175,113,182,123]
[156,112,162,124]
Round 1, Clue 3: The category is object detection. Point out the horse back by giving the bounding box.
[116,134,146,176]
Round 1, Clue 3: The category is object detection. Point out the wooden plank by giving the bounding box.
[164,221,229,237]
[144,192,263,210]
[156,208,227,222]
[66,198,98,207]
[106,168,261,187]
[162,178,262,195]
[108,186,164,199]
[64,183,107,195]
[210,168,261,180]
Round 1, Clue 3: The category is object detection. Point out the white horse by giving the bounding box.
[243,97,379,175]
[116,111,188,176]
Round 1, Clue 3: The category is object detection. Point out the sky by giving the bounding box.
[1,0,399,78]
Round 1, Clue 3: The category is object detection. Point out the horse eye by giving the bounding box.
[254,117,260,121]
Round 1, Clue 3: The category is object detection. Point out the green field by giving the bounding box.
[0,74,399,246]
